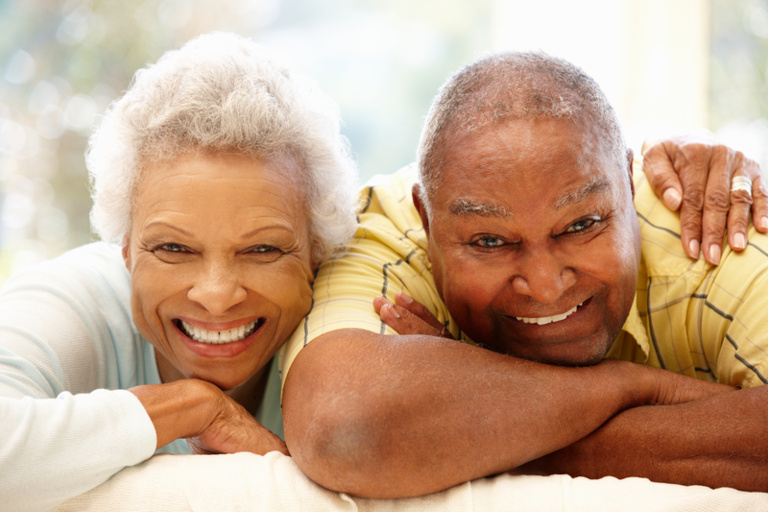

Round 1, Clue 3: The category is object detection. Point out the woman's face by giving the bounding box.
[123,151,316,390]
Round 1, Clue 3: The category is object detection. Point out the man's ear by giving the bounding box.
[122,238,131,271]
[412,183,430,236]
[626,148,635,198]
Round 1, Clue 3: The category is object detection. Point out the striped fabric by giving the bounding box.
[279,162,768,389]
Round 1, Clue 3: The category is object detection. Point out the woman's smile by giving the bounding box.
[175,318,264,344]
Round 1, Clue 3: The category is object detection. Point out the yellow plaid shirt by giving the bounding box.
[280,163,768,389]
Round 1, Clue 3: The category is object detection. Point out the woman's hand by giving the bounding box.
[187,386,288,456]
[129,379,288,456]
[642,135,768,265]
[373,291,452,338]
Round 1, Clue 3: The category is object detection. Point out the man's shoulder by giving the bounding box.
[355,163,427,252]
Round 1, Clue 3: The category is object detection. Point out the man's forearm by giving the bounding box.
[524,384,767,491]
[281,329,726,498]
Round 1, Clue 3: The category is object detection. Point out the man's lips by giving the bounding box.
[513,302,585,325]
[506,298,593,331]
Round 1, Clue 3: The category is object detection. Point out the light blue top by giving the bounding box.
[0,242,283,511]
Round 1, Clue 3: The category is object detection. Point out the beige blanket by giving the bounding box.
[56,452,768,511]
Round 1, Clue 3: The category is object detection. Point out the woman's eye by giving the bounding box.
[246,245,285,261]
[250,245,278,253]
[155,243,187,253]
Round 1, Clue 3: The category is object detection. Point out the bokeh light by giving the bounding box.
[1,0,767,285]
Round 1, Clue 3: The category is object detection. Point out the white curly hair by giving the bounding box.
[87,31,359,260]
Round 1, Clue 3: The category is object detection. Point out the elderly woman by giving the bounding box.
[0,32,357,510]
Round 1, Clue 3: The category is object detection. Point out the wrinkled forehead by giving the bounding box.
[447,117,617,176]
[135,147,307,196]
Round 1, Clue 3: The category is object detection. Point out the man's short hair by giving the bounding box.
[416,51,628,213]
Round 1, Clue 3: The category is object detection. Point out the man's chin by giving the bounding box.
[503,339,609,367]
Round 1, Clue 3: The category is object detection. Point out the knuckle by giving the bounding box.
[681,186,706,210]
[727,215,749,232]
[703,189,730,211]
[701,222,726,240]
[679,216,702,235]
[729,190,754,206]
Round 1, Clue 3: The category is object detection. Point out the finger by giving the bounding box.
[724,162,754,253]
[750,168,768,233]
[380,301,444,337]
[264,435,290,456]
[658,141,709,259]
[394,291,445,331]
[726,198,751,252]
[372,295,388,315]
[642,144,683,211]
[699,146,735,264]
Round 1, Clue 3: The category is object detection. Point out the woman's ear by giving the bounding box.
[626,148,635,198]
[122,238,132,270]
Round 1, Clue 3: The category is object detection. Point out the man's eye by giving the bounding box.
[565,219,596,233]
[474,236,504,248]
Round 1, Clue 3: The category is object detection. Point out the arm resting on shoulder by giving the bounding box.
[281,328,730,498]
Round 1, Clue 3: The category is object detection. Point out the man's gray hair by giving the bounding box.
[87,32,358,260]
[416,51,627,212]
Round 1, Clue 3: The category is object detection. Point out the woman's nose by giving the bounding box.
[187,261,247,315]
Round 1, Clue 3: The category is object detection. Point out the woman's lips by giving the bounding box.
[176,318,263,344]
[172,318,265,359]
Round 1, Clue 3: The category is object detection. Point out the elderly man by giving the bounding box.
[280,51,768,498]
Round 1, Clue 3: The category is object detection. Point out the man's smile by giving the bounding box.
[514,302,584,325]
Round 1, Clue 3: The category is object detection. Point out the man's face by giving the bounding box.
[417,118,641,365]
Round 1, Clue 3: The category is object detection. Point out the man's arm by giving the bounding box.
[282,329,729,498]
[523,384,768,491]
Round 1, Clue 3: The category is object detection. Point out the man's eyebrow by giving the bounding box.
[449,198,511,217]
[553,177,610,209]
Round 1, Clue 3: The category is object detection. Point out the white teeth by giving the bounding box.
[515,303,583,325]
[180,320,259,344]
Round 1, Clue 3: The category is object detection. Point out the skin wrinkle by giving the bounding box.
[125,150,316,394]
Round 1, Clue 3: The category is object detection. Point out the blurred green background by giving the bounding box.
[1,0,767,283]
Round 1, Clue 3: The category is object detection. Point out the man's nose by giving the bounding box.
[510,249,576,304]
[187,260,247,315]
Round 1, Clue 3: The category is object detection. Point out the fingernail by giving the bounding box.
[663,188,681,210]
[708,244,721,265]
[760,216,768,231]
[688,239,700,259]
[385,303,400,319]
[733,233,746,250]
[396,291,413,304]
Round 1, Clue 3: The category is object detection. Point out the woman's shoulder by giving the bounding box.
[9,242,128,290]
[2,242,134,336]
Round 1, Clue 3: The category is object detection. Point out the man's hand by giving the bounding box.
[130,379,288,456]
[373,292,452,339]
[642,135,768,265]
